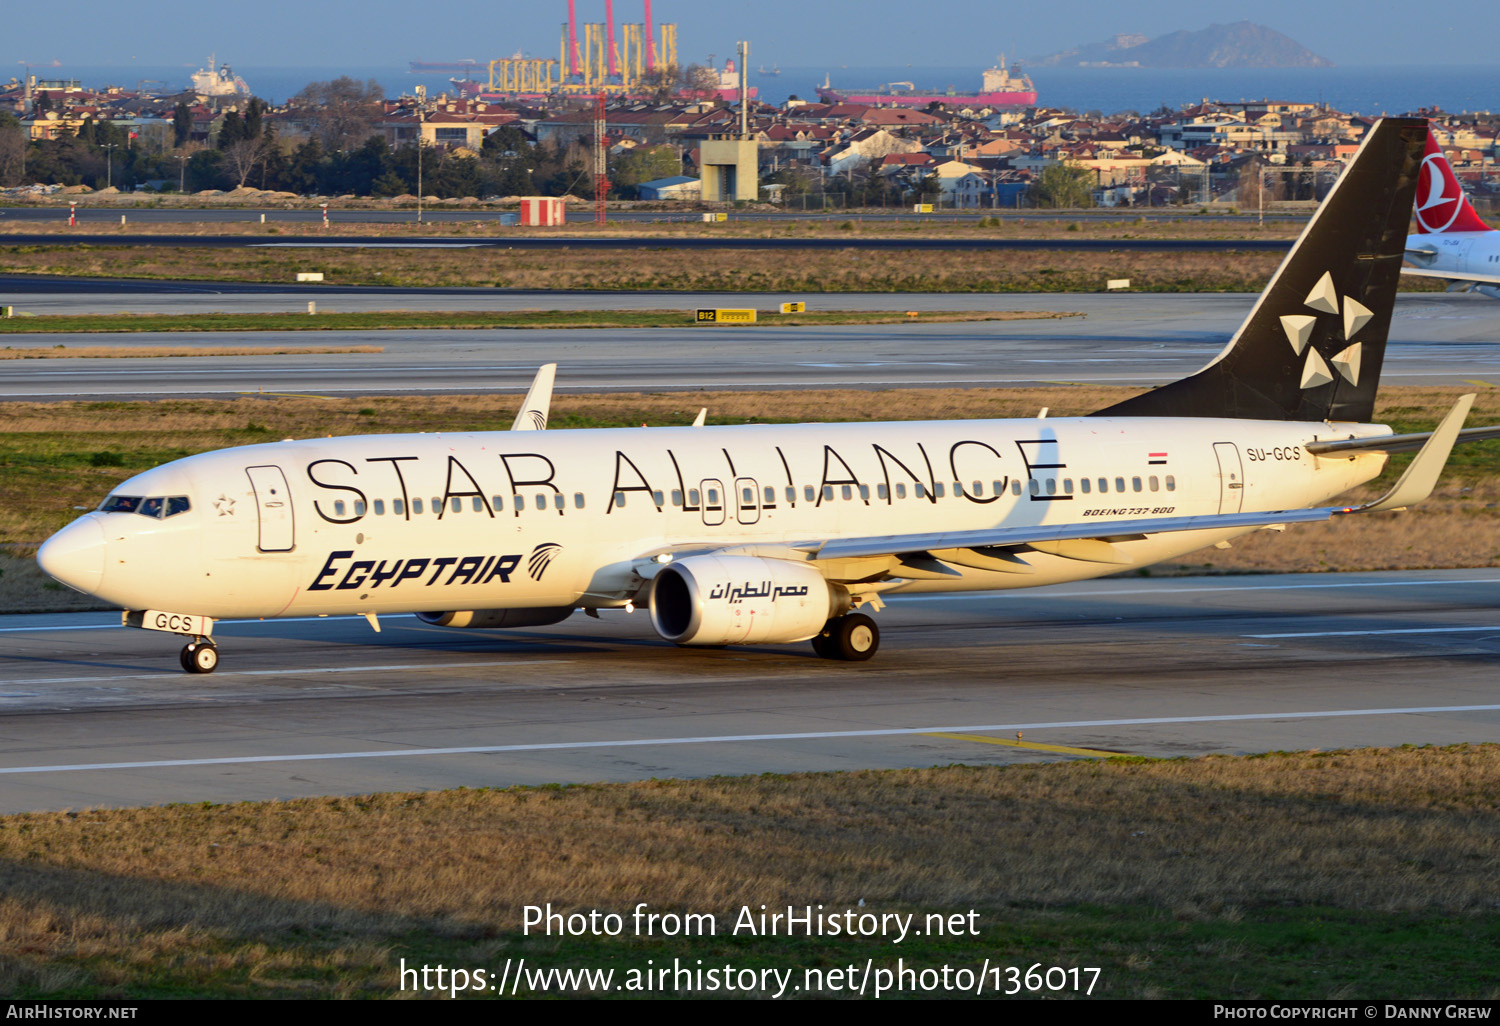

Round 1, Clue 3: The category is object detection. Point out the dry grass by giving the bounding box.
[0,211,1305,241]
[0,345,384,359]
[0,747,1496,995]
[0,242,1342,293]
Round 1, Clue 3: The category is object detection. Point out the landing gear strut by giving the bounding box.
[812,613,879,661]
[180,638,219,674]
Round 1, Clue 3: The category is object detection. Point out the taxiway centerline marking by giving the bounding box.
[1245,626,1500,639]
[923,732,1120,757]
[2,705,1497,775]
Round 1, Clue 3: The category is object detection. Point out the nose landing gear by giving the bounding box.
[180,638,219,674]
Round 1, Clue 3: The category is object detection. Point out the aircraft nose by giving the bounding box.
[37,517,106,595]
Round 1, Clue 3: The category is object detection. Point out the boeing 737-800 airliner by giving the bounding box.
[34,118,1496,672]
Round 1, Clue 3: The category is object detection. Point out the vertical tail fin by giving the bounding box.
[1093,117,1426,424]
[1414,128,1491,234]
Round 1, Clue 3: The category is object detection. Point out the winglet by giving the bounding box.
[1344,393,1474,514]
[511,363,557,431]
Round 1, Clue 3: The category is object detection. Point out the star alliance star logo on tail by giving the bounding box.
[527,542,562,581]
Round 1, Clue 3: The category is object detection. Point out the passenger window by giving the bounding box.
[1149,476,1159,491]
[472,497,484,512]
[511,496,522,511]
[707,488,719,504]
[394,499,405,515]
[785,487,796,503]
[877,484,889,500]
[1115,477,1125,493]
[689,489,701,506]
[1028,480,1039,496]
[451,497,462,513]
[993,480,1004,496]
[823,486,834,501]
[1063,479,1074,494]
[431,497,441,513]
[653,490,665,506]
[492,495,505,511]
[1165,476,1176,492]
[915,483,927,498]
[333,500,346,517]
[554,493,566,509]
[1045,478,1056,495]
[1011,480,1022,496]
[575,493,586,508]
[373,499,385,515]
[896,483,907,499]
[764,486,776,504]
[1080,478,1091,494]
[1132,476,1142,492]
[1099,478,1108,493]
[413,498,424,514]
[671,489,683,506]
[804,485,815,501]
[934,483,945,498]
[165,496,191,517]
[971,481,982,497]
[744,487,756,504]
[614,491,626,507]
[841,485,852,501]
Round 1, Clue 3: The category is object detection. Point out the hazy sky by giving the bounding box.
[7,0,1496,69]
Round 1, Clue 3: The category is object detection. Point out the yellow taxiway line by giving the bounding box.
[924,732,1122,758]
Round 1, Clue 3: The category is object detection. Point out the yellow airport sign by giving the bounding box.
[696,308,757,324]
[779,302,806,314]
[913,203,933,213]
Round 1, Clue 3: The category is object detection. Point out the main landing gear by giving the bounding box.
[811,613,880,661]
[180,638,219,674]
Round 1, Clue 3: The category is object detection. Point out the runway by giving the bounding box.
[0,232,1293,252]
[1,570,1497,814]
[2,292,1499,398]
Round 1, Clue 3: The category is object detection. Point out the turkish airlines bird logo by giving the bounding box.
[527,541,562,581]
[1416,151,1464,233]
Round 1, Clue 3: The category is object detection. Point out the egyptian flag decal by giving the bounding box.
[1148,452,1168,465]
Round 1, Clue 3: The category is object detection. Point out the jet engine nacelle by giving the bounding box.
[649,554,848,646]
[417,608,574,629]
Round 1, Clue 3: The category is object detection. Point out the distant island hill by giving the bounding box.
[1028,21,1334,69]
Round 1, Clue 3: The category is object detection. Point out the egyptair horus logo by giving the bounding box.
[1416,152,1464,233]
[527,541,562,581]
[527,410,548,430]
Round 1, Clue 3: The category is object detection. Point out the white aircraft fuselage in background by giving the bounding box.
[1402,128,1500,296]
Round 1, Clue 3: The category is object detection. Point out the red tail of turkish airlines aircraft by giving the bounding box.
[1414,130,1491,233]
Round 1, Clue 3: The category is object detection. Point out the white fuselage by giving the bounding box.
[1405,229,1500,281]
[64,415,1390,621]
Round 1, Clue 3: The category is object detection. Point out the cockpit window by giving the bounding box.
[97,494,191,519]
[99,495,143,513]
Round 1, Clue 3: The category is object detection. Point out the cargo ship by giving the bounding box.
[816,57,1035,108]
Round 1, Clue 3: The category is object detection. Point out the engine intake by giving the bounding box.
[649,555,847,646]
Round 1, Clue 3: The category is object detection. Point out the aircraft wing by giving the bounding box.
[510,363,557,431]
[811,395,1473,564]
